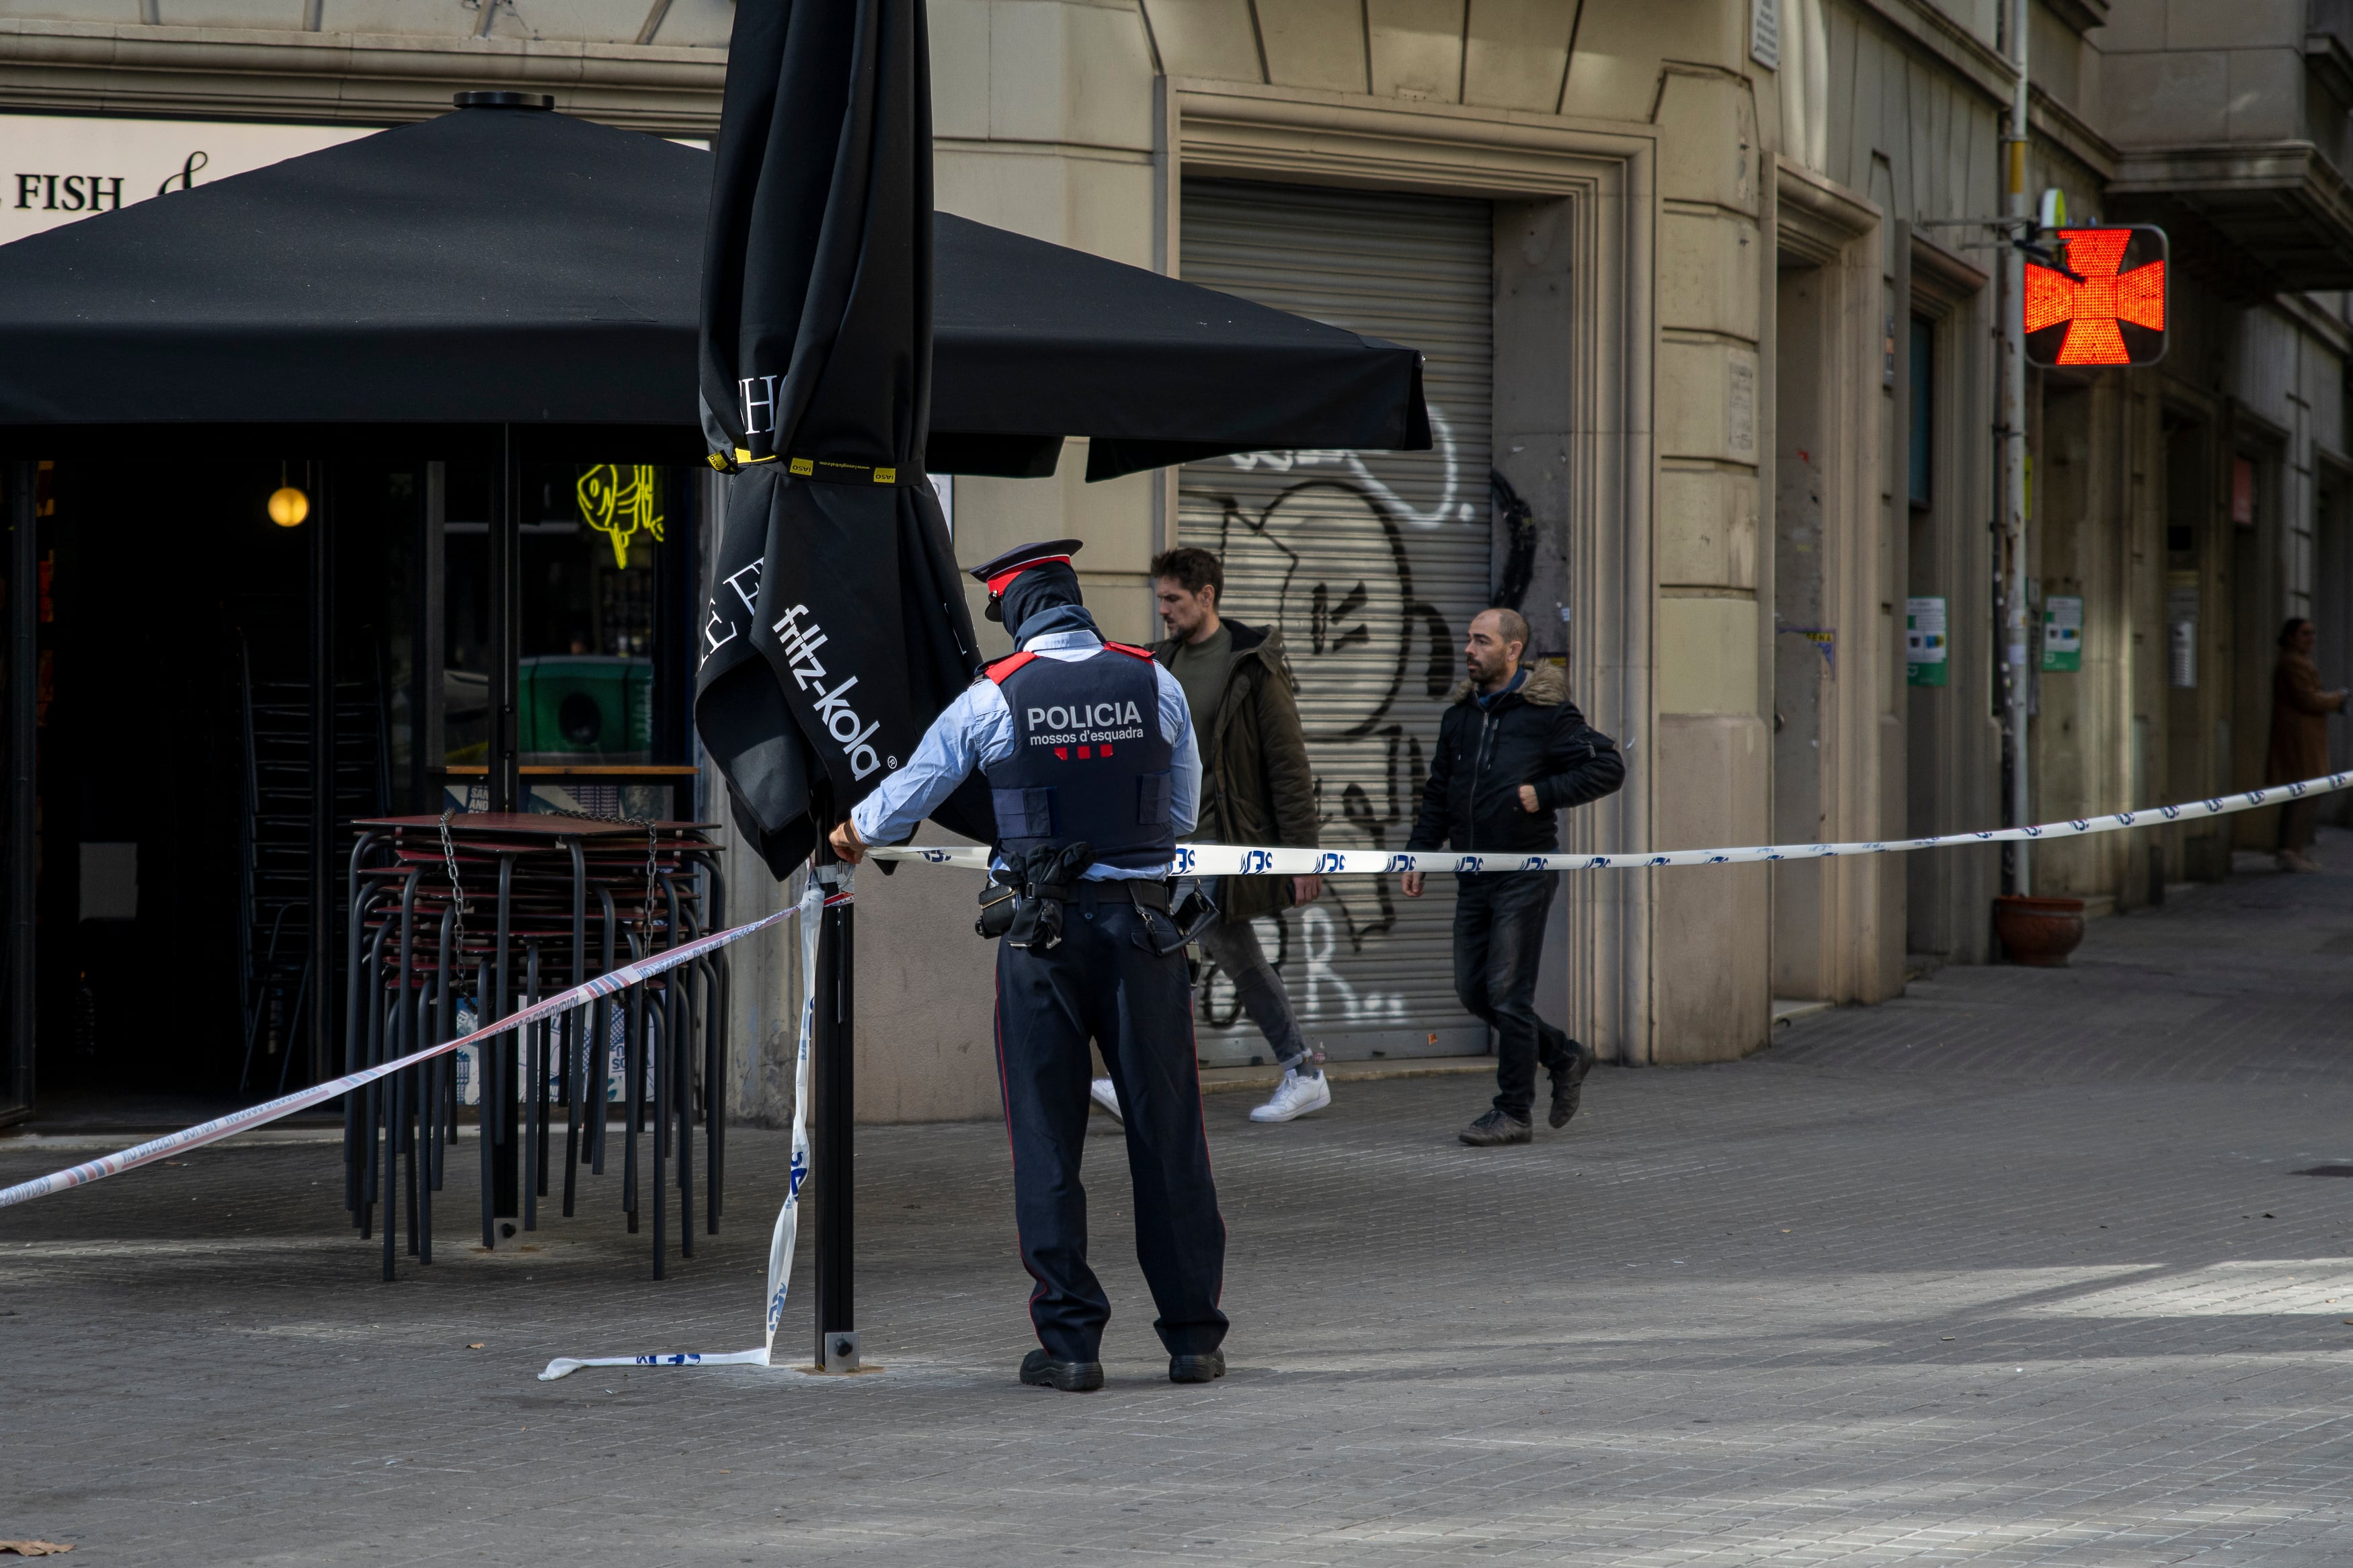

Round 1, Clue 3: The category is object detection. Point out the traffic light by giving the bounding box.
[2024,225,2167,368]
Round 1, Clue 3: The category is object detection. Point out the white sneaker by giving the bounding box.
[1249,1069,1331,1123]
[1088,1077,1123,1120]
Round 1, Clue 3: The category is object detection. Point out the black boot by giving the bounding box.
[1548,1039,1596,1128]
[1020,1348,1104,1392]
[1169,1350,1226,1383]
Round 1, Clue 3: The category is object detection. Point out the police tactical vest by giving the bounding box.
[982,643,1175,872]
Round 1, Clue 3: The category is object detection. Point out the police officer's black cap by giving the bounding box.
[971,538,1084,595]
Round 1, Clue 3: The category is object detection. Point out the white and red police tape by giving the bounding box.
[869,770,2353,878]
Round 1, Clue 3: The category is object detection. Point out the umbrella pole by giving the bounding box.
[7,461,31,1123]
[492,854,519,1219]
[813,850,855,1372]
[487,425,521,815]
[308,460,335,1089]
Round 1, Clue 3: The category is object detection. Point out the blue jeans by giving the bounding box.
[1197,915,1314,1072]
[1451,872,1572,1120]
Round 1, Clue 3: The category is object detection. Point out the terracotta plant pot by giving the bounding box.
[1993,894,2086,967]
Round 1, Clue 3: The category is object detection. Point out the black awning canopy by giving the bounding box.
[0,101,1427,480]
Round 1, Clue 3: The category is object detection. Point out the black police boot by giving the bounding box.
[1548,1038,1597,1129]
[1169,1350,1226,1384]
[1019,1348,1104,1392]
[1459,1108,1532,1146]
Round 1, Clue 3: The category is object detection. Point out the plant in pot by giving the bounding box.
[1993,893,2085,966]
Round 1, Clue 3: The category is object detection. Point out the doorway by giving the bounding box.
[9,446,700,1129]
[24,454,377,1116]
[2227,448,2280,848]
[1771,259,1832,998]
[1174,179,1495,1065]
[2320,469,2353,823]
[2160,411,2225,879]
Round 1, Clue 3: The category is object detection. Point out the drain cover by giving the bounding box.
[2294,1165,2353,1177]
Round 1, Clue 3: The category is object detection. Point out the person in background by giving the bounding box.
[2268,616,2347,874]
[1402,608,1624,1147]
[1092,546,1331,1124]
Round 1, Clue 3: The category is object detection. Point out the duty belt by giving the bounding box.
[977,874,1183,950]
[1030,880,1172,911]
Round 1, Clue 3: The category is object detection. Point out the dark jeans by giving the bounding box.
[994,889,1228,1364]
[2281,797,2319,853]
[1452,871,1572,1120]
[1196,914,1313,1071]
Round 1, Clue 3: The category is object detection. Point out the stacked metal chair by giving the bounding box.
[340,813,729,1280]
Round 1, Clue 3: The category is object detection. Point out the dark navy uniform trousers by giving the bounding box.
[993,886,1227,1364]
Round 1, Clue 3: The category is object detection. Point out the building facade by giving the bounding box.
[5,0,2347,1124]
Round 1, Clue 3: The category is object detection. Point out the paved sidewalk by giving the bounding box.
[6,831,2353,1566]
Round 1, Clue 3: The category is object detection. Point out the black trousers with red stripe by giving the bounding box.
[994,887,1227,1365]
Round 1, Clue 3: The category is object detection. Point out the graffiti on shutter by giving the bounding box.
[1178,180,1495,1064]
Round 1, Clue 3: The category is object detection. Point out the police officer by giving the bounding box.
[827,540,1228,1393]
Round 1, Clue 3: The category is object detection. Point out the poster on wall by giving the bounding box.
[2041,595,2083,672]
[2166,580,2198,689]
[1905,595,1948,687]
[2,114,374,245]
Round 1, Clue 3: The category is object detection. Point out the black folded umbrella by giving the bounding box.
[688,0,982,877]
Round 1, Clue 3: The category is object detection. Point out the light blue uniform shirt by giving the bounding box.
[850,629,1201,881]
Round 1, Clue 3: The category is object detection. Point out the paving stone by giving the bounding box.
[4,833,2353,1563]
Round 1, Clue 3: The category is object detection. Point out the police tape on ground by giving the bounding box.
[539,874,829,1380]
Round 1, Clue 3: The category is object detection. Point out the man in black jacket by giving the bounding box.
[1404,608,1625,1145]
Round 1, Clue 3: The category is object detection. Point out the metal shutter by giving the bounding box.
[1177,178,1493,1067]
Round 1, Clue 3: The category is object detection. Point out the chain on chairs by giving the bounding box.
[342,810,727,1280]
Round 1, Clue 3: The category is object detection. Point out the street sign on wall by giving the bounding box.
[2024,226,2167,368]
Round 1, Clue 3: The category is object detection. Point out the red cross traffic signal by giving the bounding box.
[2024,225,2167,368]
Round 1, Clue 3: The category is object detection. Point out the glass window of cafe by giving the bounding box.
[424,460,697,819]
[7,453,699,1106]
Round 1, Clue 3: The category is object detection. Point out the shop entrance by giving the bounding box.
[1771,257,1832,997]
[6,444,699,1128]
[2160,411,2227,880]
[2320,468,2353,823]
[2226,445,2282,850]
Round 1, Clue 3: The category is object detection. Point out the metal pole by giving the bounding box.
[309,460,337,1085]
[415,461,446,813]
[487,427,521,815]
[7,461,36,1122]
[492,853,518,1219]
[813,856,856,1372]
[2002,0,2032,894]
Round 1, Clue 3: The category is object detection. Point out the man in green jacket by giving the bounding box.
[1088,546,1331,1124]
